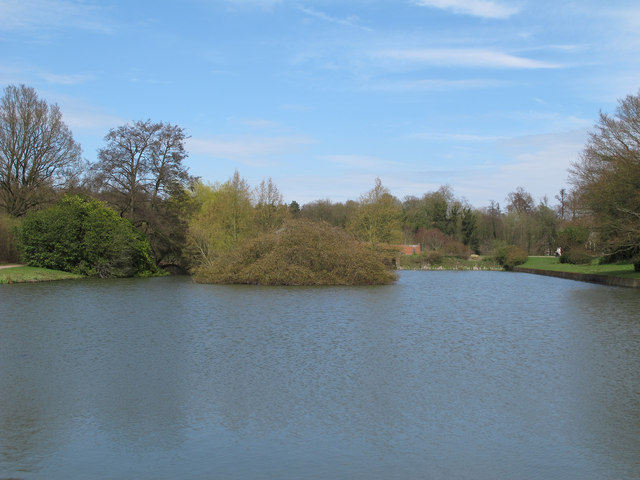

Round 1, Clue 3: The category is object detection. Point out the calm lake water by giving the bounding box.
[1,271,639,480]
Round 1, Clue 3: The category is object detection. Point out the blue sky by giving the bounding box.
[2,0,640,207]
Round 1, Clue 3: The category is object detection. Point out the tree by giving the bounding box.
[461,205,478,250]
[348,178,403,247]
[253,177,288,233]
[0,84,82,216]
[555,188,568,220]
[504,187,536,252]
[188,171,254,266]
[94,119,189,216]
[299,199,357,227]
[288,200,300,216]
[570,90,640,263]
[506,187,534,215]
[18,195,158,277]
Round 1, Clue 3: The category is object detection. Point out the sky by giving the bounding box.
[2,0,640,208]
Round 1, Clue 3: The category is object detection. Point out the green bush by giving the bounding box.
[494,244,528,270]
[559,248,593,265]
[0,212,20,263]
[194,218,397,285]
[18,195,159,277]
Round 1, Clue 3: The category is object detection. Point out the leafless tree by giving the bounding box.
[94,119,189,215]
[0,84,82,216]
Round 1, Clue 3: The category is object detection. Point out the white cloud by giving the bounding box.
[187,135,315,163]
[409,132,503,142]
[39,72,94,85]
[44,95,125,131]
[321,154,403,170]
[219,0,283,12]
[413,0,520,19]
[374,48,560,69]
[0,0,112,33]
[297,6,372,31]
[369,78,507,92]
[462,129,589,205]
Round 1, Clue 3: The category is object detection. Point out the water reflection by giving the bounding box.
[1,272,639,479]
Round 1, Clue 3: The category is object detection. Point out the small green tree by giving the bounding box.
[19,195,158,277]
[187,171,254,266]
[348,178,403,247]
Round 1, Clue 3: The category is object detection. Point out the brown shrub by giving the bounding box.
[194,219,397,285]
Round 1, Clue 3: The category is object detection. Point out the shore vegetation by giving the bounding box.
[519,256,640,279]
[0,266,83,284]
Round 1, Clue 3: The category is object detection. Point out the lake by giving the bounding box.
[1,271,639,479]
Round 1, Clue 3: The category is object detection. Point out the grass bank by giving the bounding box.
[0,266,84,284]
[515,256,640,288]
[519,256,640,279]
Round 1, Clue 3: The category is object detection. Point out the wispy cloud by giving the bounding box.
[187,135,315,164]
[39,72,94,85]
[229,117,282,129]
[374,48,560,69]
[321,154,403,170]
[0,0,112,33]
[297,6,372,31]
[220,0,283,12]
[370,78,506,92]
[409,132,503,142]
[413,0,520,19]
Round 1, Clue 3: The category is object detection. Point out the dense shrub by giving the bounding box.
[18,195,159,277]
[0,212,20,263]
[559,248,593,265]
[194,218,397,285]
[494,244,528,270]
[415,228,470,258]
[634,256,640,272]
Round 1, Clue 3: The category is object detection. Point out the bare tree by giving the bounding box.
[506,187,534,215]
[94,119,189,215]
[0,84,82,216]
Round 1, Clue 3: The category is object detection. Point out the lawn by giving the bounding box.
[520,256,640,279]
[0,266,84,284]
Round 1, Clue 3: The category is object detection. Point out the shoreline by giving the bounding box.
[513,266,640,288]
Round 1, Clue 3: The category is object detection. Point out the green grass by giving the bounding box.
[0,266,84,284]
[520,256,640,279]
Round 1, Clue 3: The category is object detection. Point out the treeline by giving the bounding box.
[1,83,639,275]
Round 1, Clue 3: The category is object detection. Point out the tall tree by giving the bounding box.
[570,90,640,261]
[188,171,254,266]
[94,119,189,216]
[253,177,288,233]
[348,178,402,247]
[0,84,82,216]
